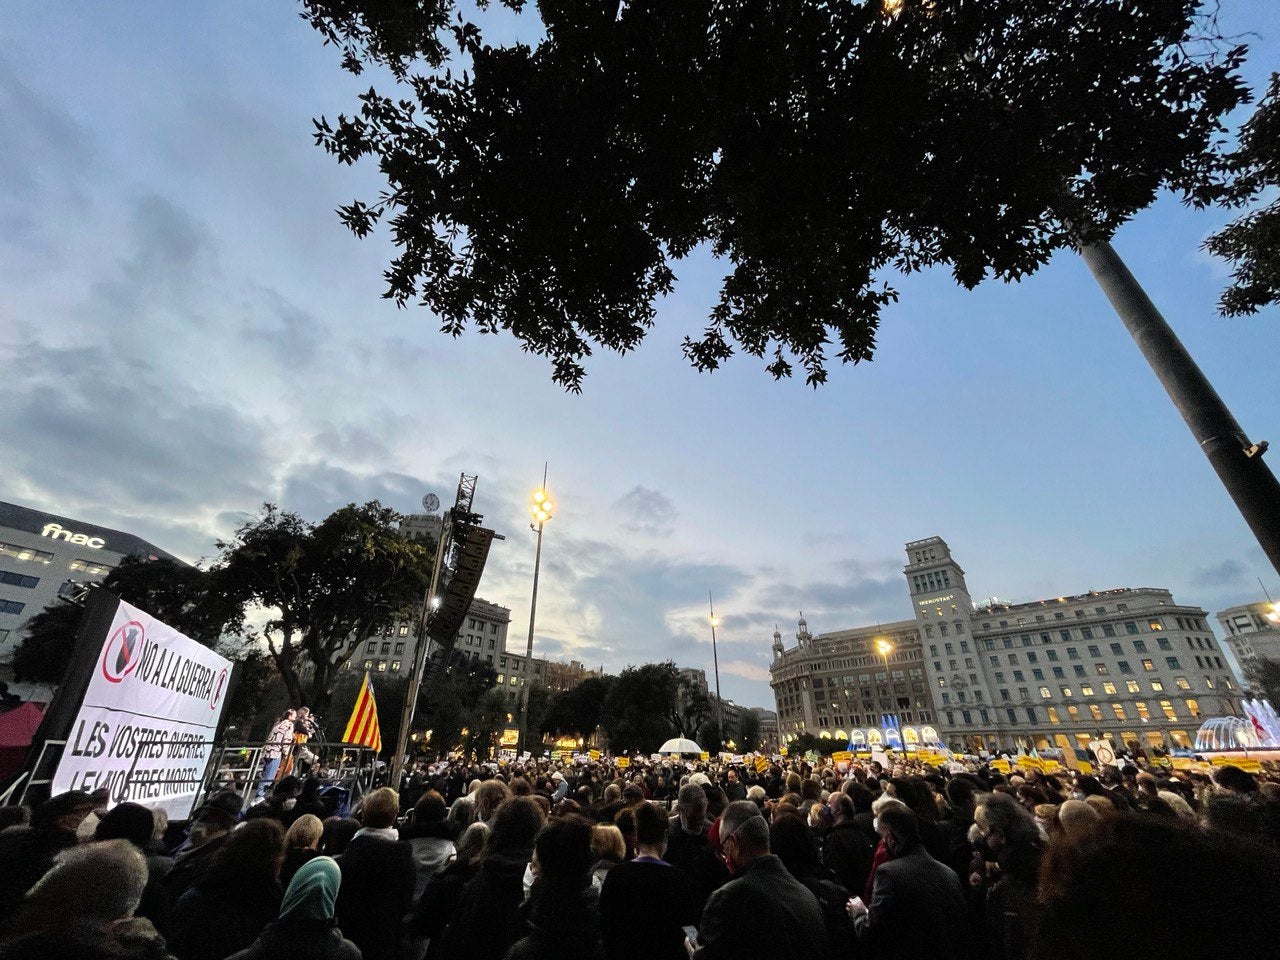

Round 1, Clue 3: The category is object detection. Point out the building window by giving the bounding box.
[1111,703,1126,720]
[1148,620,1164,631]
[366,642,376,653]
[1157,637,1172,651]
[1103,681,1117,694]
[363,659,373,670]
[1126,680,1140,693]
[1175,677,1191,690]
[0,571,38,589]
[381,642,391,654]
[399,624,410,636]
[1032,669,1045,681]
[394,643,405,655]
[68,558,113,575]
[1013,671,1025,682]
[1102,624,1116,638]
[1118,661,1133,675]
[1039,686,1052,699]
[0,599,26,615]
[1089,704,1103,721]
[377,660,387,672]
[1124,622,1139,635]
[1151,679,1165,692]
[1166,657,1182,670]
[0,543,54,564]
[1142,659,1155,671]
[1060,686,1073,698]
[1160,700,1178,721]
[1047,707,1060,724]
[1095,663,1108,675]
[1081,627,1094,640]
[1110,643,1124,656]
[1047,649,1060,662]
[1185,698,1200,717]
[1052,667,1065,679]
[1025,708,1037,724]
[391,660,402,672]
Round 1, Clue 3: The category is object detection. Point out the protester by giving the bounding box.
[665,782,729,914]
[280,814,324,888]
[320,816,361,857]
[599,801,696,960]
[433,795,545,960]
[507,815,604,960]
[769,812,853,957]
[227,856,360,960]
[0,790,103,924]
[404,790,457,900]
[95,802,175,927]
[822,788,877,897]
[163,789,244,903]
[166,819,285,960]
[694,800,828,960]
[973,792,1044,960]
[410,821,489,956]
[334,787,415,960]
[0,839,174,960]
[849,804,969,960]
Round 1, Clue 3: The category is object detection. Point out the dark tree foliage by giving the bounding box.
[13,557,238,685]
[214,502,433,716]
[1205,73,1280,316]
[737,711,762,751]
[305,0,1247,389]
[543,674,616,738]
[600,661,680,753]
[1246,656,1280,709]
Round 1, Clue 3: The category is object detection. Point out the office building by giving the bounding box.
[771,536,1242,755]
[1215,600,1280,673]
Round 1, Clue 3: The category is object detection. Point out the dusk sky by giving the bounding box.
[3,2,1278,710]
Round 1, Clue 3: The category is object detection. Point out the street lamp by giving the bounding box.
[875,638,901,746]
[709,593,723,750]
[517,467,554,755]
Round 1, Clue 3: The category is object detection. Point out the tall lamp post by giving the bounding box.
[517,470,554,756]
[709,593,723,750]
[875,638,900,748]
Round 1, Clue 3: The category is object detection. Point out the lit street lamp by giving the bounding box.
[876,637,901,747]
[709,593,723,750]
[517,467,554,755]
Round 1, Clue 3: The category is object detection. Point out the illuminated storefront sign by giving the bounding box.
[41,523,106,549]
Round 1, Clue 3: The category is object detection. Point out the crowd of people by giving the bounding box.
[1,750,1279,960]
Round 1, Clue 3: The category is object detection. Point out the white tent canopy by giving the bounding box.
[658,737,702,755]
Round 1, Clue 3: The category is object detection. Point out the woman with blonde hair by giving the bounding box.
[281,814,324,887]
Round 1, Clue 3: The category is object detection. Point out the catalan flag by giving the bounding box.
[342,671,382,754]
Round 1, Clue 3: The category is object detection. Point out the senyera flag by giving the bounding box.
[342,671,382,754]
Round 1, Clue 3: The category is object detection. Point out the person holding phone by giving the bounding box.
[600,801,697,960]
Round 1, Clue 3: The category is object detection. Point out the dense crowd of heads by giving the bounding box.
[2,750,1279,960]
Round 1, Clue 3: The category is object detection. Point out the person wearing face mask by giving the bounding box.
[693,801,827,960]
[972,792,1044,960]
[848,804,969,960]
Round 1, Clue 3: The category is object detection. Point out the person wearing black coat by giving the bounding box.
[770,813,853,959]
[851,806,969,960]
[694,802,828,960]
[411,822,489,960]
[166,820,285,960]
[822,791,878,900]
[334,788,416,960]
[505,816,604,960]
[433,796,544,960]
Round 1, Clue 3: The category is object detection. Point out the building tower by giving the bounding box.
[904,537,998,751]
[772,625,785,661]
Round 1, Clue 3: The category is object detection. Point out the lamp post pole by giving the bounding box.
[517,466,554,757]
[876,638,899,749]
[709,593,723,750]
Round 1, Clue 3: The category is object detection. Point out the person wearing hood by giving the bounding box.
[434,796,545,960]
[506,815,605,960]
[550,771,570,804]
[226,856,360,960]
[403,790,457,901]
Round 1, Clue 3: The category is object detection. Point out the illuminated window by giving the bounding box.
[1126,680,1140,693]
[1175,677,1191,690]
[68,558,113,575]
[399,624,410,636]
[1047,708,1061,724]
[1136,701,1150,720]
[1185,698,1200,717]
[1081,684,1094,696]
[1089,704,1103,721]
[1060,687,1073,698]
[1160,700,1177,721]
[1039,687,1052,699]
[1111,703,1126,720]
[0,543,54,564]
[1103,682,1117,695]
[363,660,373,669]
[390,660,401,672]
[1067,705,1080,720]
[1148,620,1164,631]
[1142,659,1155,671]
[1095,663,1109,675]
[377,660,387,672]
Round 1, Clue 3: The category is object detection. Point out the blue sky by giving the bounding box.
[2,2,1278,710]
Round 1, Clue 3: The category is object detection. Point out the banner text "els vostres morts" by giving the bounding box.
[137,639,218,702]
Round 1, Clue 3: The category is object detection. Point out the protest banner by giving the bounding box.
[990,758,1011,774]
[831,751,852,764]
[589,749,600,762]
[754,755,769,774]
[52,599,232,819]
[700,751,710,762]
[616,756,630,769]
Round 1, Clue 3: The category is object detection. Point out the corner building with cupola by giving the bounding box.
[770,536,1242,755]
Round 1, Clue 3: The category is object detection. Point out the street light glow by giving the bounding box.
[876,638,893,657]
[530,488,555,525]
[710,615,720,628]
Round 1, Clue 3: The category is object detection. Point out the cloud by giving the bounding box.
[613,486,678,536]
[720,659,772,683]
[1192,558,1248,588]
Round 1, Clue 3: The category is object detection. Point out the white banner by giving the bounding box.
[53,600,232,819]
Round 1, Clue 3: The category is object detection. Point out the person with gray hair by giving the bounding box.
[665,782,727,915]
[2,838,174,959]
[693,801,828,960]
